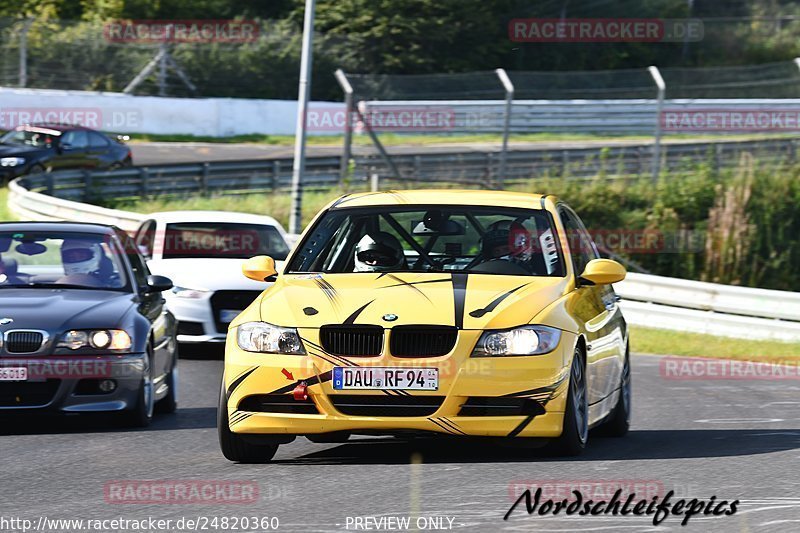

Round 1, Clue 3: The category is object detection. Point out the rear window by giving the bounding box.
[161,222,290,260]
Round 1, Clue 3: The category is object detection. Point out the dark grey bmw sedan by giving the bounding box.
[0,222,177,426]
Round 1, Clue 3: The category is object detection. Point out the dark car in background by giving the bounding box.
[0,222,177,427]
[0,124,133,183]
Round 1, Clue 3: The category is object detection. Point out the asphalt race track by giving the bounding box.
[129,139,664,165]
[1,354,798,532]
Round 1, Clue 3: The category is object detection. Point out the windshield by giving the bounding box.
[287,205,564,276]
[0,231,129,290]
[0,128,59,148]
[161,222,290,260]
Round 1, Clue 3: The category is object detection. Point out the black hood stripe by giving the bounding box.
[226,367,258,400]
[451,273,468,329]
[381,274,432,303]
[344,300,375,324]
[469,282,531,318]
[384,277,451,288]
[313,278,340,308]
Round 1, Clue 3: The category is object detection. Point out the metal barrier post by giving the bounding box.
[334,69,354,184]
[289,0,317,235]
[18,18,33,87]
[648,66,665,182]
[495,68,515,189]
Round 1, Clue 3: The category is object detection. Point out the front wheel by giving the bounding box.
[547,347,588,456]
[218,382,278,463]
[125,376,154,428]
[155,363,178,414]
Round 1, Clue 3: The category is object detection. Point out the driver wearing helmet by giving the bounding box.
[353,231,406,272]
[57,239,117,288]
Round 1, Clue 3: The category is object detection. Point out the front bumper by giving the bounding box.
[0,353,147,413]
[223,328,576,439]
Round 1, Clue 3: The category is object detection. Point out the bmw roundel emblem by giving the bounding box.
[0,318,12,326]
[382,314,398,322]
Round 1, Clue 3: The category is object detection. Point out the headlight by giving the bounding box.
[58,329,132,351]
[0,157,25,167]
[170,286,209,299]
[471,325,561,357]
[237,321,305,355]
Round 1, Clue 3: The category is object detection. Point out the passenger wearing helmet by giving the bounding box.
[474,220,542,275]
[353,231,406,272]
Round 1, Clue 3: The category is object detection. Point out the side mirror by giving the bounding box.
[58,142,71,153]
[242,255,278,282]
[579,258,626,286]
[145,274,173,293]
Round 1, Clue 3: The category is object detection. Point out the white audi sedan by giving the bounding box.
[133,211,292,344]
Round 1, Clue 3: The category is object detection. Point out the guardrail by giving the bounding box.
[363,99,800,135]
[616,273,800,342]
[8,179,146,233]
[10,137,800,207]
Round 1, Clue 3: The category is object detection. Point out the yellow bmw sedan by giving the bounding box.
[219,190,630,462]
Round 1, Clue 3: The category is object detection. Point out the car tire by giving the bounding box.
[218,382,278,463]
[595,347,631,437]
[155,363,178,415]
[547,346,588,456]
[125,376,154,428]
[27,164,46,175]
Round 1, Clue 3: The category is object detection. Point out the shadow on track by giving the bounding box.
[274,429,800,465]
[0,406,217,436]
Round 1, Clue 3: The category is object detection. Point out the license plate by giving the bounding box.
[220,309,242,323]
[333,367,438,391]
[0,367,27,381]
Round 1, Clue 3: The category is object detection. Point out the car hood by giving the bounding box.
[0,144,47,157]
[0,289,135,331]
[259,272,568,330]
[147,258,284,291]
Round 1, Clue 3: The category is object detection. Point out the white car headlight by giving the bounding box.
[237,321,306,355]
[170,285,209,299]
[471,325,561,357]
[58,329,132,351]
[0,157,25,167]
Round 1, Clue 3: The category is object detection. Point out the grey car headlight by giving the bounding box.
[471,325,561,357]
[58,329,132,351]
[237,321,306,355]
[171,285,210,299]
[0,157,25,167]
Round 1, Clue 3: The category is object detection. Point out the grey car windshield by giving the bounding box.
[287,205,564,276]
[0,231,128,290]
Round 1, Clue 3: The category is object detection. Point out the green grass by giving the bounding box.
[119,189,346,228]
[631,326,800,363]
[0,188,14,222]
